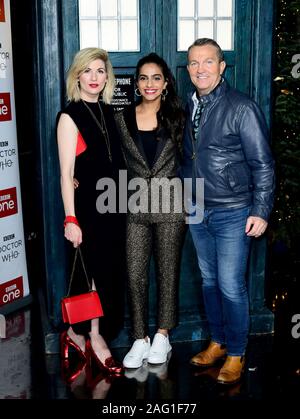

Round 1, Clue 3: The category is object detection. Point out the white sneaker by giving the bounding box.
[123,338,151,369]
[148,333,172,364]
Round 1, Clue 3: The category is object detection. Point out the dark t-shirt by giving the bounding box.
[138,129,158,169]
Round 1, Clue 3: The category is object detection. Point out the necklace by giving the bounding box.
[81,99,112,162]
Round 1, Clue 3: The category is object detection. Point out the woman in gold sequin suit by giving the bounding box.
[114,53,186,368]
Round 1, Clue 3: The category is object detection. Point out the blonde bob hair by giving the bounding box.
[66,47,115,104]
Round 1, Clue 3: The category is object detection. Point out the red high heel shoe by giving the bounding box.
[60,330,87,361]
[86,339,124,375]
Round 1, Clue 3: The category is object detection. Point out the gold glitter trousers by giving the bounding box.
[126,220,186,338]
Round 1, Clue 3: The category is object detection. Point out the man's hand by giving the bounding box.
[245,216,268,238]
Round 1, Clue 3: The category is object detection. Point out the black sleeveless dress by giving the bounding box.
[59,100,126,341]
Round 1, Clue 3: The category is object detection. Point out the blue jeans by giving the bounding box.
[189,206,252,356]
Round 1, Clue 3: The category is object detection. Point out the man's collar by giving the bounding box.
[192,77,226,105]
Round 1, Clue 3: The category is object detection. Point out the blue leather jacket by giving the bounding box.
[180,79,275,221]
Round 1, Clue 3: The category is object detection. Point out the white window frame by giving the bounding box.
[79,0,140,52]
[177,0,235,51]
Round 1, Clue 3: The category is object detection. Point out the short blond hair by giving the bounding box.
[66,47,115,104]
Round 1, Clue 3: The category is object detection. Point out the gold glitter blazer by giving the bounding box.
[114,108,185,224]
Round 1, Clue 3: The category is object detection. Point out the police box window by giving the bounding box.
[79,0,140,52]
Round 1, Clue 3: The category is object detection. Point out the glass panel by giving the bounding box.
[178,0,194,17]
[178,20,195,51]
[217,0,233,17]
[79,0,98,17]
[217,20,232,50]
[120,0,137,17]
[101,20,118,50]
[100,0,117,17]
[197,20,214,39]
[80,20,98,49]
[198,0,214,17]
[120,20,138,50]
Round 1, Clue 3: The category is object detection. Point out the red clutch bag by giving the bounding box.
[61,247,104,324]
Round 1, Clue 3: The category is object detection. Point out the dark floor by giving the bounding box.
[0,287,299,404]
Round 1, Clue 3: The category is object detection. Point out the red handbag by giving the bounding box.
[61,247,103,324]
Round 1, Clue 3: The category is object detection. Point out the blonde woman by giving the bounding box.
[57,48,126,378]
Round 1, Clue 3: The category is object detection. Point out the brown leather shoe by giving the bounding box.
[217,355,245,385]
[190,341,227,367]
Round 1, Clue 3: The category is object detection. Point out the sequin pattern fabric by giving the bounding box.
[114,110,186,338]
[126,220,186,338]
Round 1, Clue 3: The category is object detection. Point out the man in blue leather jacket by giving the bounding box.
[181,38,275,385]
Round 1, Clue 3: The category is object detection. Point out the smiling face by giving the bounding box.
[187,45,226,96]
[78,59,107,102]
[136,63,168,103]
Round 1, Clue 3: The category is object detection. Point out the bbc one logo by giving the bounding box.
[0,277,24,307]
[0,93,12,121]
[0,0,5,23]
[0,187,18,218]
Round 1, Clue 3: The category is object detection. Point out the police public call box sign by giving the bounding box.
[112,74,135,112]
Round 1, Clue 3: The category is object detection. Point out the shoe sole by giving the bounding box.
[190,360,215,367]
[190,356,226,367]
[123,354,149,369]
[217,376,242,385]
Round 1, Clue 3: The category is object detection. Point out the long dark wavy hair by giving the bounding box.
[135,53,185,154]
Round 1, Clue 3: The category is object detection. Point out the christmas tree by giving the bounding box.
[269,0,300,304]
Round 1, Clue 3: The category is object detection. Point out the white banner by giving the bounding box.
[0,0,29,308]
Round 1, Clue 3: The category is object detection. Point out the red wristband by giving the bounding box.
[64,215,80,228]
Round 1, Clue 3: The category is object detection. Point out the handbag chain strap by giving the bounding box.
[67,247,92,296]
